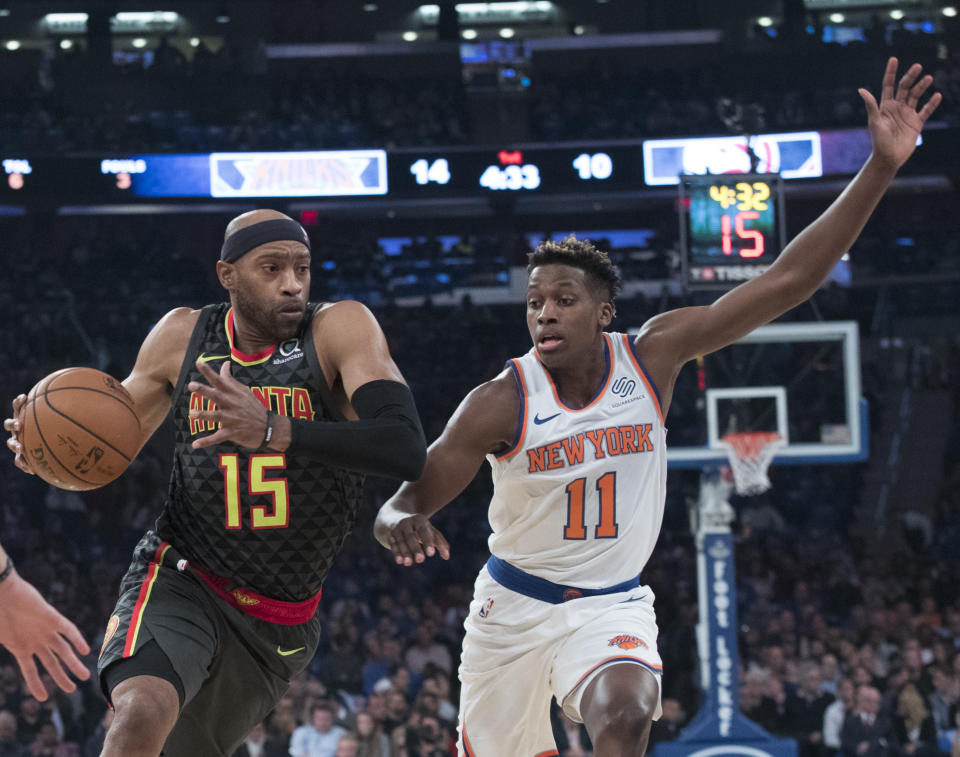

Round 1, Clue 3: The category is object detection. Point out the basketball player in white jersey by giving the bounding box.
[375,58,941,757]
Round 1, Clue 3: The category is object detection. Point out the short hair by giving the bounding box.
[527,235,621,304]
[312,702,336,716]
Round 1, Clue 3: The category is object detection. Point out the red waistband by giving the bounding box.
[193,568,322,626]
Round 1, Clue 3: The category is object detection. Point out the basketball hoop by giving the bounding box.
[719,431,785,496]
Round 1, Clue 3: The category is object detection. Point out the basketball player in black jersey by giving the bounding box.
[5,209,427,757]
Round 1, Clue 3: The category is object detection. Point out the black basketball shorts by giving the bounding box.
[97,532,322,757]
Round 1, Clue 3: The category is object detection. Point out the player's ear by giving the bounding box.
[216,261,235,291]
[599,301,615,328]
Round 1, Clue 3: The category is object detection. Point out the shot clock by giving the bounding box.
[679,173,786,290]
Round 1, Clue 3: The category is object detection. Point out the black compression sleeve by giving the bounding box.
[287,380,426,480]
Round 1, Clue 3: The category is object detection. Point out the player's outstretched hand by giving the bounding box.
[859,57,942,170]
[0,569,91,701]
[188,359,269,449]
[383,513,450,567]
[3,394,35,475]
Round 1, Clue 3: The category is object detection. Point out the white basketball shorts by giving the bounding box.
[457,563,663,757]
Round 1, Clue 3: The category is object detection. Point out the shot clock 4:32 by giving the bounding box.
[679,173,786,289]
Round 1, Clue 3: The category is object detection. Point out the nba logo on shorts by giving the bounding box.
[478,598,494,618]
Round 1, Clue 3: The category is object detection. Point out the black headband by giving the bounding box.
[220,219,311,263]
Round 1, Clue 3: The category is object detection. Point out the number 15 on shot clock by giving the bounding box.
[679,173,786,290]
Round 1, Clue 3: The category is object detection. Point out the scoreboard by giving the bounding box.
[0,126,937,205]
[679,173,786,289]
[0,147,646,203]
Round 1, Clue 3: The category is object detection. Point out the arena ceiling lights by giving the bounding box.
[43,11,181,35]
[417,2,559,25]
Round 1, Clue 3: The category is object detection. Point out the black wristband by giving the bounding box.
[260,411,276,450]
[0,556,13,585]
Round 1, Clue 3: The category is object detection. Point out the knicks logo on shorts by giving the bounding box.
[478,598,494,618]
[99,615,120,659]
[608,634,648,651]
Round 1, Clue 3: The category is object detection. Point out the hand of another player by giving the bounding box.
[188,359,269,449]
[0,570,91,701]
[383,513,450,567]
[3,394,35,475]
[859,57,942,170]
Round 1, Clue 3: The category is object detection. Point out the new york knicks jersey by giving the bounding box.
[158,303,364,602]
[486,333,667,588]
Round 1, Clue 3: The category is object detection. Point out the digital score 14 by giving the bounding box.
[679,173,785,289]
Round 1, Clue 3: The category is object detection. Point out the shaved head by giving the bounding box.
[215,209,311,342]
[224,209,295,241]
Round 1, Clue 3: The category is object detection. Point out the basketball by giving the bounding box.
[18,367,141,491]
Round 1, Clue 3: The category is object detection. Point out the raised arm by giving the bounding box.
[375,370,520,566]
[637,57,941,382]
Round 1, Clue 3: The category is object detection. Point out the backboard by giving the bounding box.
[628,321,868,468]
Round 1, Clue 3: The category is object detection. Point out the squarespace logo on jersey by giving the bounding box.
[527,424,655,473]
[273,338,303,366]
[189,386,315,435]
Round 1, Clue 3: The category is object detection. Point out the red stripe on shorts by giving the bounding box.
[121,541,170,657]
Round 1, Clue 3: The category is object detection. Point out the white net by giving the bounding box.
[719,431,785,496]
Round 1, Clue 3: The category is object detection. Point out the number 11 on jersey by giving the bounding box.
[564,471,618,539]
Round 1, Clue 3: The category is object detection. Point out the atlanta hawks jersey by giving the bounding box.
[156,303,364,602]
[486,332,667,588]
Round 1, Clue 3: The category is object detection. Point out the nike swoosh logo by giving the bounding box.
[277,646,305,656]
[198,353,231,363]
[533,412,561,425]
[620,595,648,603]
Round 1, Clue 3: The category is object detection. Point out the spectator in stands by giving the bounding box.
[403,622,452,677]
[364,694,388,735]
[333,733,358,757]
[418,673,456,726]
[13,698,48,749]
[362,638,403,697]
[820,654,841,696]
[27,722,77,757]
[823,677,855,757]
[930,666,958,739]
[892,683,939,757]
[411,715,448,757]
[231,721,285,757]
[289,702,346,757]
[785,661,835,757]
[352,712,388,757]
[382,690,409,735]
[0,710,26,757]
[841,685,897,757]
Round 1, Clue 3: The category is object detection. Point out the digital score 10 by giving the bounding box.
[679,173,785,289]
